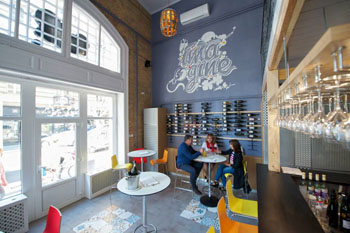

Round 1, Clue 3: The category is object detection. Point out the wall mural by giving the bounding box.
[166,26,237,94]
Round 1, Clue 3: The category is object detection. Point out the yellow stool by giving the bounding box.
[226,179,258,219]
[150,150,168,174]
[110,155,132,199]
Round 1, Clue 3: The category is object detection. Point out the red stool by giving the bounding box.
[43,206,62,233]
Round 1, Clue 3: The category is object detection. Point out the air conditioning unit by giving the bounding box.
[0,194,28,233]
[180,3,210,25]
[85,169,120,199]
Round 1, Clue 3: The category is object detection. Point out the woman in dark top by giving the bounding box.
[211,139,244,191]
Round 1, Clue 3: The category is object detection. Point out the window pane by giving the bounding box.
[87,94,112,117]
[100,27,120,73]
[0,81,21,117]
[0,120,21,200]
[36,87,79,117]
[87,119,113,173]
[0,0,16,37]
[41,123,76,186]
[19,0,64,53]
[70,3,99,65]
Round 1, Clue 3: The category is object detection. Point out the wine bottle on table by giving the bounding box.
[321,174,328,205]
[130,160,138,175]
[327,190,339,228]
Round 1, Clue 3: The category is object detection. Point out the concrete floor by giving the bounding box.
[28,177,258,233]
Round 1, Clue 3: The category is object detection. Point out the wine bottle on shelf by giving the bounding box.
[327,190,338,228]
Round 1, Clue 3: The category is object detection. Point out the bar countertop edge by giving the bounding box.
[257,164,325,233]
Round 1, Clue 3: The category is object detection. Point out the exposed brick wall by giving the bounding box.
[92,0,152,151]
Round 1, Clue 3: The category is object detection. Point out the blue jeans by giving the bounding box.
[178,161,203,189]
[214,164,234,187]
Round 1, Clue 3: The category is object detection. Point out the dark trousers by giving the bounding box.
[178,161,203,189]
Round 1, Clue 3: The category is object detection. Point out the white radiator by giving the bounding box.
[0,194,28,233]
[85,169,120,199]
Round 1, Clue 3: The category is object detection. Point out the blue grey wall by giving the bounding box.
[151,0,264,156]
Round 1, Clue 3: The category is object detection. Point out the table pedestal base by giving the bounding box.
[134,223,157,233]
[200,195,219,207]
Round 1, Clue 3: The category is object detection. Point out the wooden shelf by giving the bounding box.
[167,110,261,116]
[167,134,262,142]
[270,24,350,105]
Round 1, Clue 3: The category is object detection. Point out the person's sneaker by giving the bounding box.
[193,187,202,195]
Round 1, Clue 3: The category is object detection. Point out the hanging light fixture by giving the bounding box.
[160,2,178,37]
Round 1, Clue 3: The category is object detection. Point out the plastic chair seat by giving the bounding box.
[206,225,215,233]
[134,157,147,164]
[150,158,166,165]
[226,180,258,218]
[112,163,132,171]
[217,197,258,233]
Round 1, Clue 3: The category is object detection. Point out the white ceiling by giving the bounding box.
[137,0,182,15]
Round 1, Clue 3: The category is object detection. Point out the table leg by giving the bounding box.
[200,162,219,207]
[133,196,157,233]
[141,160,144,172]
[208,162,211,198]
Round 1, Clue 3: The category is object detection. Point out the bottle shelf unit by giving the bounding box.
[167,134,262,142]
[167,110,261,116]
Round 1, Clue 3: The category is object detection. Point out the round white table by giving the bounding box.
[128,150,156,172]
[194,153,226,207]
[117,172,171,233]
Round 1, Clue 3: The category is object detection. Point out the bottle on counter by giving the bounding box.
[314,174,321,197]
[308,172,315,195]
[342,194,350,233]
[341,194,350,232]
[321,174,328,203]
[299,172,308,198]
[327,190,339,228]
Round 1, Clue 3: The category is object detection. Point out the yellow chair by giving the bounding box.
[217,197,258,233]
[206,225,215,233]
[150,149,168,174]
[110,155,132,199]
[226,179,258,219]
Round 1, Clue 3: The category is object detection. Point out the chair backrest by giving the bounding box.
[218,197,235,233]
[111,155,118,168]
[43,206,62,233]
[163,149,168,162]
[134,148,145,151]
[175,155,179,170]
[243,160,248,179]
[206,225,215,233]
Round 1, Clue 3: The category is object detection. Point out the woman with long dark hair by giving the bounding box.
[211,139,244,191]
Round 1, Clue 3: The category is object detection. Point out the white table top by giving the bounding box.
[128,149,156,158]
[117,172,170,196]
[194,154,227,163]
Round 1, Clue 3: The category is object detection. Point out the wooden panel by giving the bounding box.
[268,106,280,172]
[157,108,168,172]
[278,67,295,80]
[270,24,350,105]
[268,0,305,70]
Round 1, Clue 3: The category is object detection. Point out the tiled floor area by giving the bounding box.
[28,177,258,233]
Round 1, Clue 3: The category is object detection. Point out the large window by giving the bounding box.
[0,81,22,200]
[87,94,113,173]
[0,0,121,73]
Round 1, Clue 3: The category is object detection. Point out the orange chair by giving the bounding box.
[150,149,168,174]
[217,197,258,233]
[43,206,62,233]
[133,148,147,164]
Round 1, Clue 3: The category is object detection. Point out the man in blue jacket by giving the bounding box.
[177,135,203,195]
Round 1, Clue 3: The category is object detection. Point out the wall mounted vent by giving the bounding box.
[180,3,210,25]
